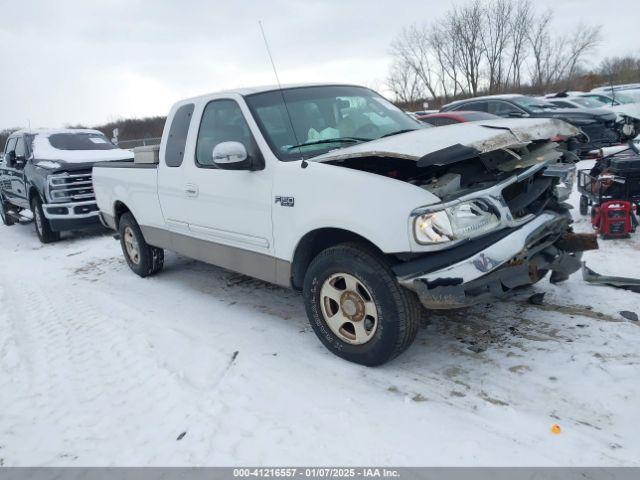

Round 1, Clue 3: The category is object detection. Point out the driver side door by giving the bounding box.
[1,137,29,209]
[181,98,275,282]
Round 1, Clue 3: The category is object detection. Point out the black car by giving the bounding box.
[0,129,133,242]
[440,94,637,155]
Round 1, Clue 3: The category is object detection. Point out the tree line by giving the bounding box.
[387,0,639,108]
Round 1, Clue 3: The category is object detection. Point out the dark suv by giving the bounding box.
[441,94,638,155]
[0,129,132,242]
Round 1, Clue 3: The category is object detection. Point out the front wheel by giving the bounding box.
[31,196,60,243]
[303,243,422,366]
[118,212,164,277]
[0,195,15,226]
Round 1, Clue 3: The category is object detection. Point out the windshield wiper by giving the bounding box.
[286,137,369,150]
[379,128,419,138]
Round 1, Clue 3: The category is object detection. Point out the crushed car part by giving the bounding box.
[582,263,640,293]
[554,232,599,252]
[582,262,640,293]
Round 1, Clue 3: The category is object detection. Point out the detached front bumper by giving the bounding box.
[395,212,597,309]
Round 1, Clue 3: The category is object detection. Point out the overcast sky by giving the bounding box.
[1,0,638,129]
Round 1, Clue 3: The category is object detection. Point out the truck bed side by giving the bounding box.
[93,162,165,232]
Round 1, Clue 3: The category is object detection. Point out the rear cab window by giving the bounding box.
[165,103,195,167]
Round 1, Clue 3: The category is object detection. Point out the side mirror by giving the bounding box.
[212,141,252,170]
[4,151,16,168]
[14,155,26,169]
[507,111,526,118]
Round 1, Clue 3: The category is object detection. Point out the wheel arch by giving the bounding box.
[113,200,132,227]
[28,185,41,203]
[290,227,386,291]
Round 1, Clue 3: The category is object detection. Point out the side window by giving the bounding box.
[14,137,26,157]
[165,103,194,167]
[434,117,458,126]
[457,101,488,113]
[488,101,523,116]
[196,99,260,168]
[551,101,574,108]
[4,137,17,155]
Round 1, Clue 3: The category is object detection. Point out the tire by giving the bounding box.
[31,196,60,243]
[579,195,589,216]
[303,243,422,366]
[0,195,15,226]
[118,212,164,277]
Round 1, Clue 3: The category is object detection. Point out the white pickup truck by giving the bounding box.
[93,83,594,366]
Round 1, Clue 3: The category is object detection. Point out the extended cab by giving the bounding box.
[93,84,594,366]
[0,129,133,242]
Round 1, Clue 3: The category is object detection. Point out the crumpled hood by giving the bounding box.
[606,103,640,121]
[311,118,580,164]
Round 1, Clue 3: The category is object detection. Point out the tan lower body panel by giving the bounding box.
[140,225,292,288]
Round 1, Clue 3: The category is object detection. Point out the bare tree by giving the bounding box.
[561,25,602,83]
[386,60,424,104]
[390,25,439,99]
[450,0,485,95]
[528,11,601,91]
[429,21,466,99]
[480,0,514,93]
[600,55,640,84]
[387,0,601,101]
[506,0,532,89]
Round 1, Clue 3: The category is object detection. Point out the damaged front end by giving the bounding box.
[314,118,598,309]
[394,148,597,308]
[395,214,597,309]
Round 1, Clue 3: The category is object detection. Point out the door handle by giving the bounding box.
[185,183,199,197]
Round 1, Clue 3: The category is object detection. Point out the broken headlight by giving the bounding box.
[414,200,500,245]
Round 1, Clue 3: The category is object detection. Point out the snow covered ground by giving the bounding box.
[1,160,639,467]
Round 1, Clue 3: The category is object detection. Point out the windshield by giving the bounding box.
[572,97,607,108]
[616,91,640,103]
[47,132,116,150]
[245,85,423,161]
[512,97,558,112]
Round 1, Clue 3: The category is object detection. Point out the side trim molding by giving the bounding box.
[140,225,292,288]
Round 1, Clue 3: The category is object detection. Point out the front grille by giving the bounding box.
[502,173,554,219]
[581,123,619,147]
[48,171,94,203]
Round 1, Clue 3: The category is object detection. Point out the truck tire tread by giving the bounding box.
[303,242,422,366]
[118,212,164,277]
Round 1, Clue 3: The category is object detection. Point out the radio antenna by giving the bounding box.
[258,21,306,166]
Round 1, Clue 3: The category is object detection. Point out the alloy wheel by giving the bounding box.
[319,272,379,345]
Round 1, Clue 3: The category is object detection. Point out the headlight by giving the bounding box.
[414,200,500,245]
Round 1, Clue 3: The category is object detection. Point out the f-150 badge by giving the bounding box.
[275,196,295,207]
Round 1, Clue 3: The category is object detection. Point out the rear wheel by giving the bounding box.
[31,196,60,243]
[303,243,422,366]
[118,212,164,277]
[0,195,15,226]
